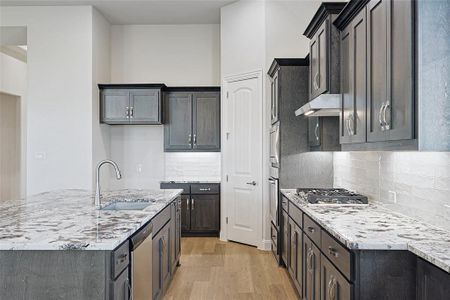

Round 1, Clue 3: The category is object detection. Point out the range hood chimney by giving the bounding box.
[294,93,341,117]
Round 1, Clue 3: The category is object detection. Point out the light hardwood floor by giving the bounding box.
[164,237,298,300]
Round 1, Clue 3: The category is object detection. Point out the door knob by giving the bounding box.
[246,181,257,186]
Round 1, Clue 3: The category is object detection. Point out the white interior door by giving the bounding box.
[223,72,262,247]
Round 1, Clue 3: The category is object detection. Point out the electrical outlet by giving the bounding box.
[388,191,397,203]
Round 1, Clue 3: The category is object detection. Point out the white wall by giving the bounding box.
[0,52,27,197]
[92,8,112,190]
[0,6,103,195]
[111,24,220,85]
[109,24,222,190]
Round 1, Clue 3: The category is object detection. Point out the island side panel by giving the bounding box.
[0,250,109,300]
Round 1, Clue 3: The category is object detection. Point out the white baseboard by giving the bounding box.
[258,239,272,251]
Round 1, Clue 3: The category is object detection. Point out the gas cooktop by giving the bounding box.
[296,188,368,205]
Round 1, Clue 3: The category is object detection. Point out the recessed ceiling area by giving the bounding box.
[0,0,237,24]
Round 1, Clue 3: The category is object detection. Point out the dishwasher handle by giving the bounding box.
[130,222,153,250]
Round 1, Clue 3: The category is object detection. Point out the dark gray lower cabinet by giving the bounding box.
[416,258,450,300]
[111,268,130,300]
[281,209,289,266]
[152,222,170,300]
[289,219,303,297]
[321,254,353,300]
[161,183,220,236]
[304,234,321,300]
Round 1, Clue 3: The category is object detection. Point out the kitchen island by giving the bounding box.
[0,189,182,300]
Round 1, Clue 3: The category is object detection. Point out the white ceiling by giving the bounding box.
[0,0,236,24]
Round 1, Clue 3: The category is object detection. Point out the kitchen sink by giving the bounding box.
[101,202,150,211]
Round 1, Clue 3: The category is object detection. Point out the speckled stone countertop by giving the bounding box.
[281,189,450,273]
[0,189,182,251]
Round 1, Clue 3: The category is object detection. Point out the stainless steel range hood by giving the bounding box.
[295,93,341,117]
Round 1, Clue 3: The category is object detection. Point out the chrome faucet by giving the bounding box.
[95,160,122,208]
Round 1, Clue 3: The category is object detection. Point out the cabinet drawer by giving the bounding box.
[160,182,190,195]
[191,183,220,194]
[152,204,171,236]
[111,240,130,279]
[281,195,288,212]
[303,214,321,247]
[321,230,352,281]
[288,202,303,228]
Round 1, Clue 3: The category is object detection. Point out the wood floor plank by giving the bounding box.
[164,237,299,300]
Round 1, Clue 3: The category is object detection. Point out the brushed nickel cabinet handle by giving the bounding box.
[314,121,319,141]
[188,134,192,144]
[307,226,315,233]
[379,102,386,130]
[328,246,339,258]
[125,107,130,119]
[129,106,134,118]
[383,100,390,130]
[192,198,195,210]
[193,134,197,145]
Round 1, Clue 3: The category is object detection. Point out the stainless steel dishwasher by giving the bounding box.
[130,222,153,300]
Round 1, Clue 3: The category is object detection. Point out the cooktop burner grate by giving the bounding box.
[296,188,368,204]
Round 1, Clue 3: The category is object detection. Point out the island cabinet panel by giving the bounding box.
[416,257,450,300]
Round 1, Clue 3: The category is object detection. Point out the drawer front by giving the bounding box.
[281,195,288,212]
[321,230,352,281]
[112,240,130,279]
[191,183,220,194]
[152,204,171,236]
[160,182,190,194]
[288,202,303,228]
[304,214,321,247]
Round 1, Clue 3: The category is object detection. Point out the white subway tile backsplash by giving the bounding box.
[164,152,221,181]
[334,151,450,231]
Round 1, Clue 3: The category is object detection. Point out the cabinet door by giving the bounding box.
[417,258,450,300]
[192,92,220,151]
[175,198,181,261]
[164,93,193,151]
[180,195,190,234]
[170,201,177,272]
[340,8,367,144]
[161,226,171,289]
[308,117,321,147]
[317,20,329,96]
[367,0,388,142]
[289,220,303,297]
[304,234,320,300]
[385,0,414,141]
[111,268,130,300]
[190,194,220,232]
[310,35,320,99]
[281,209,289,266]
[101,90,130,124]
[129,89,161,124]
[321,254,353,300]
[152,234,162,300]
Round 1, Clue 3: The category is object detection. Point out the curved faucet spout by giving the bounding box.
[95,160,122,208]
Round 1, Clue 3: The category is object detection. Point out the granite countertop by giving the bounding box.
[161,180,221,184]
[281,189,450,273]
[0,189,182,251]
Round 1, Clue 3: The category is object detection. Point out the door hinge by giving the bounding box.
[226,217,228,224]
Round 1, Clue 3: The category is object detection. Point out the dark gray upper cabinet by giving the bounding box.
[164,88,220,152]
[340,7,367,144]
[164,92,193,151]
[304,2,346,100]
[99,84,165,125]
[193,93,221,151]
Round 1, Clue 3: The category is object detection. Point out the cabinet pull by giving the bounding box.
[307,226,315,233]
[313,72,320,90]
[130,106,134,118]
[378,102,386,130]
[192,198,195,210]
[199,188,211,191]
[328,276,337,300]
[383,100,390,130]
[348,114,355,136]
[117,253,127,263]
[188,134,192,144]
[187,198,190,208]
[328,246,339,258]
[314,122,319,141]
[193,134,197,145]
[125,107,130,119]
